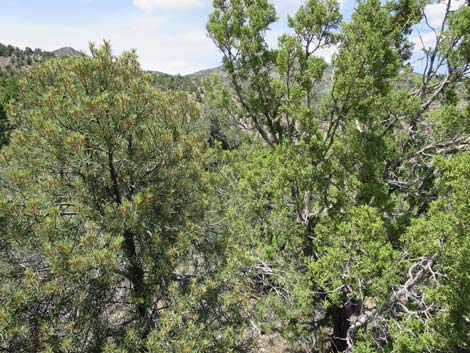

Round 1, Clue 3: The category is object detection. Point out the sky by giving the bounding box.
[0,0,463,75]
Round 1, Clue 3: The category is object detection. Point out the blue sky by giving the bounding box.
[0,0,462,74]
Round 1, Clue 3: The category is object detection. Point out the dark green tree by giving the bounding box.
[207,0,470,351]
[0,42,254,353]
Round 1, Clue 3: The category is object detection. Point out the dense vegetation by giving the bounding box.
[1,0,470,352]
[151,71,202,99]
[0,73,18,147]
[0,43,54,74]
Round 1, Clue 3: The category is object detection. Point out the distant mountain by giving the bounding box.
[185,64,335,98]
[186,66,223,78]
[1,42,225,80]
[0,43,81,74]
[52,47,82,58]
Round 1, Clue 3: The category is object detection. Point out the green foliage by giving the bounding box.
[1,0,470,352]
[151,71,202,98]
[310,206,399,305]
[391,153,470,353]
[207,0,470,351]
[0,43,54,73]
[0,42,253,353]
[0,73,18,147]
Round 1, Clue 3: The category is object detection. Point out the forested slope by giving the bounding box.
[1,0,470,352]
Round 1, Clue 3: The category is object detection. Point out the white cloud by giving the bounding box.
[423,0,465,28]
[133,0,206,11]
[408,0,466,71]
[273,0,304,17]
[0,0,361,75]
[317,45,338,63]
[411,31,438,51]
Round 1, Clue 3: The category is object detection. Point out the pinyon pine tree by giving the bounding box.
[0,42,254,353]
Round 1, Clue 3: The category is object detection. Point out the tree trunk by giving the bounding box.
[123,229,147,321]
[330,305,349,352]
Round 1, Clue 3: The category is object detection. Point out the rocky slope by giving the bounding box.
[0,43,81,74]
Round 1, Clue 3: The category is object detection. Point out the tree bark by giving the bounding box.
[331,305,349,352]
[123,229,147,321]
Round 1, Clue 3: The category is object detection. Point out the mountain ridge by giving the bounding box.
[0,42,220,78]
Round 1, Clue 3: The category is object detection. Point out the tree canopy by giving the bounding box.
[1,0,470,352]
[207,0,470,351]
[0,42,253,353]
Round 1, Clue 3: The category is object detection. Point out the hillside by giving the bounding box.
[0,43,82,75]
[1,0,470,350]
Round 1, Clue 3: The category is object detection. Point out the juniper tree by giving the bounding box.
[207,0,470,351]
